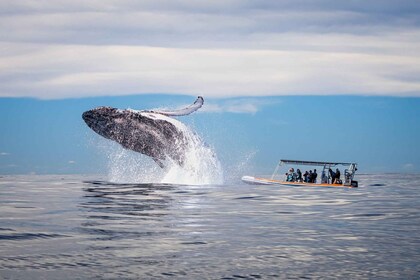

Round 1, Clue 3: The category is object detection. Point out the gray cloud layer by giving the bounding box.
[1,0,420,98]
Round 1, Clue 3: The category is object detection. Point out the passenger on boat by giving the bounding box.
[286,168,295,182]
[334,168,341,184]
[328,168,335,184]
[321,171,328,183]
[296,169,303,182]
[308,170,313,182]
[303,171,309,182]
[312,169,318,183]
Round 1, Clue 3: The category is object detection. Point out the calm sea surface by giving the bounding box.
[0,174,419,279]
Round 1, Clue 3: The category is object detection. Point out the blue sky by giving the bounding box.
[0,95,419,175]
[0,1,419,175]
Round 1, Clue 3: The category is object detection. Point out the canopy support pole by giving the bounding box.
[271,161,282,179]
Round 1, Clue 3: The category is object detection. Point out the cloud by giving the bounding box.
[202,99,278,114]
[201,103,258,114]
[0,152,10,156]
[1,1,420,99]
[0,164,17,169]
[68,160,76,164]
[402,163,414,170]
[2,43,420,99]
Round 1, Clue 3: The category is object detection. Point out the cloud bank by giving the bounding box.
[1,0,420,99]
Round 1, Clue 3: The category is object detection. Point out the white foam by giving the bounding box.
[105,112,223,185]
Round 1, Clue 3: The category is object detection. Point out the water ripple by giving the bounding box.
[0,174,419,279]
[0,232,69,240]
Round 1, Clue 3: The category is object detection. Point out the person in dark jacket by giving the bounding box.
[308,170,313,183]
[312,169,318,183]
[329,168,335,184]
[303,171,309,182]
[296,169,303,182]
[334,168,341,184]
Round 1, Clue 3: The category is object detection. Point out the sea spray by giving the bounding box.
[104,112,223,185]
[222,149,258,184]
[106,146,163,183]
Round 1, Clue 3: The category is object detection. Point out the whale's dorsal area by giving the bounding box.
[145,96,204,116]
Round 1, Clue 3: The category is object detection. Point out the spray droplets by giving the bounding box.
[104,116,223,185]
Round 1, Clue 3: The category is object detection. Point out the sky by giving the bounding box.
[1,0,420,98]
[0,95,419,175]
[0,1,419,175]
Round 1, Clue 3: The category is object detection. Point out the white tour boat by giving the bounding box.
[242,159,358,188]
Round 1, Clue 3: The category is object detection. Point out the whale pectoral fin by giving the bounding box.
[147,96,204,116]
[153,158,165,168]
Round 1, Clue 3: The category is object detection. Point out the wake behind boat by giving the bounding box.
[242,159,358,188]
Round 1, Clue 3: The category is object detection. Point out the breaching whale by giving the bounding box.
[82,96,204,168]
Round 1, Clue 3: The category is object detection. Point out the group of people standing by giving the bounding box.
[286,167,342,184]
[327,168,342,184]
[285,168,317,183]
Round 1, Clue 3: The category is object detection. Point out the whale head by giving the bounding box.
[82,106,124,140]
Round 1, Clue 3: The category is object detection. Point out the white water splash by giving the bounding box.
[222,149,258,184]
[103,113,223,185]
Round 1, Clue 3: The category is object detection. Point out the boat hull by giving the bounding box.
[241,176,357,188]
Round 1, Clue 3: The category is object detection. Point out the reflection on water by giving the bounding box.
[80,181,174,240]
[0,174,419,279]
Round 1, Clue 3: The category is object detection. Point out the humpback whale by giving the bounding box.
[82,96,204,168]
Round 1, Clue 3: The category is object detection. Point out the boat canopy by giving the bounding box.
[278,159,356,166]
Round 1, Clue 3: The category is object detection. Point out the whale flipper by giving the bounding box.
[147,96,204,116]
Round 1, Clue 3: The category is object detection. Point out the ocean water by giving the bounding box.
[0,174,419,279]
